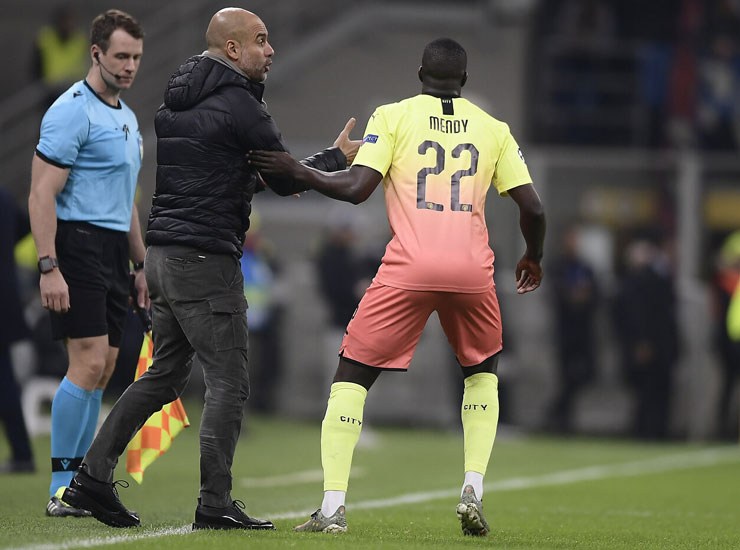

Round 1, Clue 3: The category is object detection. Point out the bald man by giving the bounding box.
[62,8,360,530]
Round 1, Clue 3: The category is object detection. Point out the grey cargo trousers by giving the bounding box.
[84,244,249,507]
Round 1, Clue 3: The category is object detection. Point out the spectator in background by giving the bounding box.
[547,225,599,433]
[31,3,88,109]
[553,0,617,49]
[711,231,740,440]
[704,0,740,44]
[613,238,679,440]
[697,33,740,151]
[315,211,372,388]
[0,189,35,474]
[626,0,679,147]
[549,0,618,144]
[240,210,284,414]
[665,0,703,148]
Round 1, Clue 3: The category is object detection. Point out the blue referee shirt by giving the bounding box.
[36,80,142,232]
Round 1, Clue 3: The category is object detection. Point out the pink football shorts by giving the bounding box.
[339,280,502,370]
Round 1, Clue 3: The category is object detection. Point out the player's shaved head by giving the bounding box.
[205,7,259,52]
[421,38,467,81]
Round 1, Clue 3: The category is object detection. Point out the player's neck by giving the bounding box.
[421,86,461,99]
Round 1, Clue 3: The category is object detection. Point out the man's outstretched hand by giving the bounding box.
[333,117,361,164]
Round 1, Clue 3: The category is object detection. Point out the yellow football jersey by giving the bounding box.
[353,94,532,292]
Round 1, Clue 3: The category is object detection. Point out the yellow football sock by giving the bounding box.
[322,382,367,492]
[461,372,499,475]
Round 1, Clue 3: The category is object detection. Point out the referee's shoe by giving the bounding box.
[63,465,140,528]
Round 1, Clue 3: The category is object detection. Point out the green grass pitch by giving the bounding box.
[1,401,739,549]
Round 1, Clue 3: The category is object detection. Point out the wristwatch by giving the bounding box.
[37,256,59,274]
[132,261,145,272]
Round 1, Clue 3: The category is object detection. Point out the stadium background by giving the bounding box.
[1,0,738,441]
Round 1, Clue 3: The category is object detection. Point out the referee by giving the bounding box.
[27,9,148,518]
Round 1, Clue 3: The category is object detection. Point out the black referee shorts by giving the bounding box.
[50,221,130,347]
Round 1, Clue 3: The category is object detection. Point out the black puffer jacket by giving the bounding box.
[147,54,346,257]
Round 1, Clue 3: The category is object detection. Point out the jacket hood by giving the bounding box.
[163,55,265,111]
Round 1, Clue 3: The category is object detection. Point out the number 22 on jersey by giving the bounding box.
[417,140,479,213]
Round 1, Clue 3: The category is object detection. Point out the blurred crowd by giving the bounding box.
[546,223,740,441]
[531,0,740,150]
[31,3,88,111]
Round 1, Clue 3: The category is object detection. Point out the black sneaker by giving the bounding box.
[192,498,275,531]
[62,465,140,528]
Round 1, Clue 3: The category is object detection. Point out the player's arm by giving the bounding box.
[128,202,150,310]
[508,183,545,294]
[248,150,382,204]
[261,118,360,196]
[28,154,70,312]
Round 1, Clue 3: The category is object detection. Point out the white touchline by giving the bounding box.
[12,447,739,550]
[9,527,192,550]
[273,446,740,519]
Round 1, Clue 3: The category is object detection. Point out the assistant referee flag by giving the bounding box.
[125,331,190,483]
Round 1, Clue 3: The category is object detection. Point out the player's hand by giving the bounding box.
[515,255,543,294]
[40,269,70,312]
[247,150,302,178]
[333,117,361,164]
